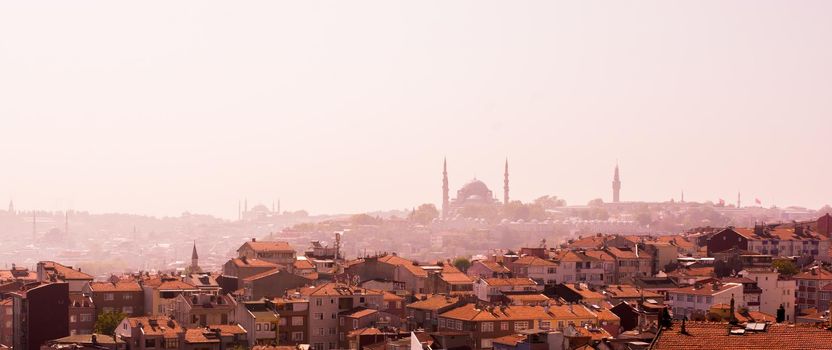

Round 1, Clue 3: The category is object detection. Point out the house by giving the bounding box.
[337,308,379,349]
[297,283,384,350]
[68,293,95,336]
[11,282,70,350]
[707,226,831,262]
[237,239,297,266]
[739,267,795,322]
[467,261,511,279]
[507,256,558,286]
[235,299,280,349]
[35,262,93,293]
[240,268,314,300]
[793,266,832,313]
[344,255,428,294]
[604,246,652,284]
[437,304,555,349]
[184,273,222,295]
[665,282,743,320]
[601,284,664,305]
[84,281,145,317]
[552,250,605,287]
[473,278,543,302]
[115,316,185,350]
[173,293,236,328]
[141,275,200,316]
[427,266,474,295]
[405,295,463,331]
[581,250,616,285]
[223,257,280,280]
[270,297,310,346]
[552,283,605,305]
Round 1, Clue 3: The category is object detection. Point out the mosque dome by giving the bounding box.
[458,179,493,201]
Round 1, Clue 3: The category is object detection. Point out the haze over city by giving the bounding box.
[2,1,831,218]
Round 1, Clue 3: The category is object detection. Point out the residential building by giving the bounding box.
[236,300,279,348]
[237,239,297,266]
[739,267,796,322]
[301,283,384,350]
[507,256,557,286]
[604,246,652,284]
[141,275,200,316]
[337,308,379,349]
[43,333,127,350]
[650,321,832,350]
[582,250,616,285]
[707,226,831,262]
[271,297,309,346]
[84,281,145,317]
[240,268,314,300]
[12,282,70,350]
[406,295,463,331]
[173,293,236,328]
[793,266,832,313]
[115,316,186,350]
[68,293,95,336]
[552,283,605,305]
[223,257,279,280]
[473,278,543,302]
[553,250,605,287]
[467,261,511,279]
[36,262,93,293]
[665,282,743,320]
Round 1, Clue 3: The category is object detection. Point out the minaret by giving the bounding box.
[442,158,449,219]
[503,158,510,205]
[238,200,241,221]
[612,164,621,203]
[681,190,685,203]
[32,211,36,241]
[65,211,69,237]
[277,199,281,215]
[737,192,741,208]
[191,242,200,273]
[244,198,248,213]
[272,200,275,213]
[7,200,13,214]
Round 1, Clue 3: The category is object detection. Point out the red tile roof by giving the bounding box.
[88,281,142,293]
[650,321,832,350]
[239,241,295,252]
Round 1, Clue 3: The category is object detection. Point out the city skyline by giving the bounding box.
[2,1,831,218]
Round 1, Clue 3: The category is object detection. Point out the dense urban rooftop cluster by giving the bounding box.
[2,214,832,350]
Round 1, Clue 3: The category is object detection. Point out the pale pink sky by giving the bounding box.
[1,1,830,218]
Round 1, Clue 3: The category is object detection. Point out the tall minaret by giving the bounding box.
[238,200,241,221]
[442,158,449,219]
[65,211,69,237]
[681,190,685,203]
[277,199,281,215]
[737,192,741,208]
[7,200,14,214]
[32,211,36,241]
[612,163,621,203]
[503,158,510,205]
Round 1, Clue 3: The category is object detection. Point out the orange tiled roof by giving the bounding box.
[40,261,93,280]
[482,278,538,287]
[302,283,382,297]
[603,285,663,299]
[378,255,428,277]
[126,316,184,338]
[229,258,278,268]
[88,281,142,293]
[492,334,526,346]
[207,324,247,335]
[239,241,295,252]
[440,272,474,285]
[294,259,315,270]
[184,329,221,344]
[440,303,553,321]
[605,246,651,260]
[513,256,557,266]
[795,267,832,280]
[476,261,511,274]
[667,283,742,296]
[651,321,832,349]
[407,295,460,311]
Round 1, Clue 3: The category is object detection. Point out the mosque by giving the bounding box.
[441,158,510,219]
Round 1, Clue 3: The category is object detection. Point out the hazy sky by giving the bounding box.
[1,1,830,218]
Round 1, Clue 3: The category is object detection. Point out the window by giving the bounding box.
[292,316,304,326]
[316,299,323,306]
[500,322,508,331]
[481,339,494,349]
[145,339,156,348]
[352,319,358,329]
[104,293,114,301]
[256,324,262,331]
[317,328,325,336]
[331,313,336,319]
[686,295,694,302]
[329,327,336,335]
[706,296,713,304]
[540,321,551,329]
[481,322,494,332]
[70,315,77,323]
[314,313,324,320]
[314,343,324,350]
[514,321,529,331]
[279,318,287,326]
[165,339,179,348]
[438,319,446,328]
[292,332,304,341]
[360,297,365,303]
[122,306,133,314]
[124,294,132,300]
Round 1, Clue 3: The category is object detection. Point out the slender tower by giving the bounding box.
[65,211,69,237]
[612,163,621,203]
[277,199,281,215]
[503,158,510,205]
[7,200,13,214]
[442,158,449,219]
[737,192,741,208]
[191,242,200,272]
[32,211,36,241]
[238,200,241,221]
[681,190,685,203]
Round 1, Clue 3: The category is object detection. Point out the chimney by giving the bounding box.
[681,317,688,334]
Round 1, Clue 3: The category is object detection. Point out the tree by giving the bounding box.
[452,257,472,273]
[94,310,127,335]
[772,259,799,276]
[587,198,605,208]
[533,195,566,209]
[409,204,439,224]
